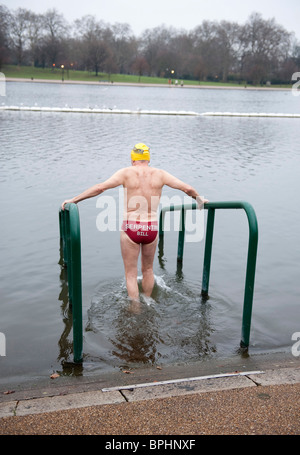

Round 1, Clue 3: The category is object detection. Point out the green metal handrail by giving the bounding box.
[59,203,83,363]
[159,201,258,349]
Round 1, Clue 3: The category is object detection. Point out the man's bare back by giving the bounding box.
[62,162,204,217]
[117,163,201,221]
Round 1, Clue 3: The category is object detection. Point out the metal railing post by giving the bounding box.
[201,207,215,298]
[240,202,258,348]
[158,200,258,349]
[59,203,83,363]
[177,207,186,262]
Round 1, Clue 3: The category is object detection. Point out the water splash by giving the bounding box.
[84,273,218,369]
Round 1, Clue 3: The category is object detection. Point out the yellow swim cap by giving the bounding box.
[131,143,150,161]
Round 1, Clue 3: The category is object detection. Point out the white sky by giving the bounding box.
[2,0,300,39]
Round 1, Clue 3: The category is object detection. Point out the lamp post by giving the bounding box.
[166,68,175,85]
[171,69,175,84]
[61,64,64,82]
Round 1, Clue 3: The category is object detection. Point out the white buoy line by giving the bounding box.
[1,105,300,118]
[201,111,300,118]
[0,105,199,116]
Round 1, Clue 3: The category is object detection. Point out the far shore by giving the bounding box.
[5,77,292,91]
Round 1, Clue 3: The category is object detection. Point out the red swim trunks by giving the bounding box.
[121,220,158,244]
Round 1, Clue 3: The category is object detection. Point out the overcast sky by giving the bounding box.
[2,0,300,39]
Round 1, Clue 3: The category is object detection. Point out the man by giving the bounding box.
[62,143,208,308]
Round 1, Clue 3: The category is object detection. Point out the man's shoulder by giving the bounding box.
[117,166,164,177]
[115,166,131,175]
[150,166,164,174]
[151,167,170,179]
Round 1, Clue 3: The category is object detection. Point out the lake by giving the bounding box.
[0,81,299,386]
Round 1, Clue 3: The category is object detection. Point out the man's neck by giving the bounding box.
[132,161,149,166]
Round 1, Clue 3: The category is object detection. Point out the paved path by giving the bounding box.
[0,354,299,436]
[0,382,299,435]
[5,77,291,91]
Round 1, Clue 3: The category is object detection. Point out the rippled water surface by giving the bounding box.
[0,82,300,385]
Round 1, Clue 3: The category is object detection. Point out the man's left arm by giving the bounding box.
[161,170,208,207]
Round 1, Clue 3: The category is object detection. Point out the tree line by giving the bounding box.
[0,4,299,84]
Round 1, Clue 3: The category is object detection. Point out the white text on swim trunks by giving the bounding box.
[96,189,205,242]
[124,223,158,231]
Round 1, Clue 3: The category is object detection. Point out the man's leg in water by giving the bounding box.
[141,237,158,296]
[120,231,140,302]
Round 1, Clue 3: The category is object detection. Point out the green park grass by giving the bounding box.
[1,64,243,86]
[2,65,292,88]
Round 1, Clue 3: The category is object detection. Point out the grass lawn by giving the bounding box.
[1,65,292,89]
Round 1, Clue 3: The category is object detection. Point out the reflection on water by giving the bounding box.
[57,242,73,363]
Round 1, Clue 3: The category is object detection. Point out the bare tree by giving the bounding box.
[27,12,44,66]
[0,4,10,69]
[239,12,292,84]
[291,38,300,67]
[215,21,241,82]
[8,8,32,65]
[131,56,150,80]
[110,23,137,74]
[0,5,297,84]
[168,30,194,79]
[41,8,69,66]
[74,15,113,76]
[141,26,178,77]
[191,21,220,81]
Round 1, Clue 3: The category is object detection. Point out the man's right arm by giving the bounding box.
[61,168,126,210]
